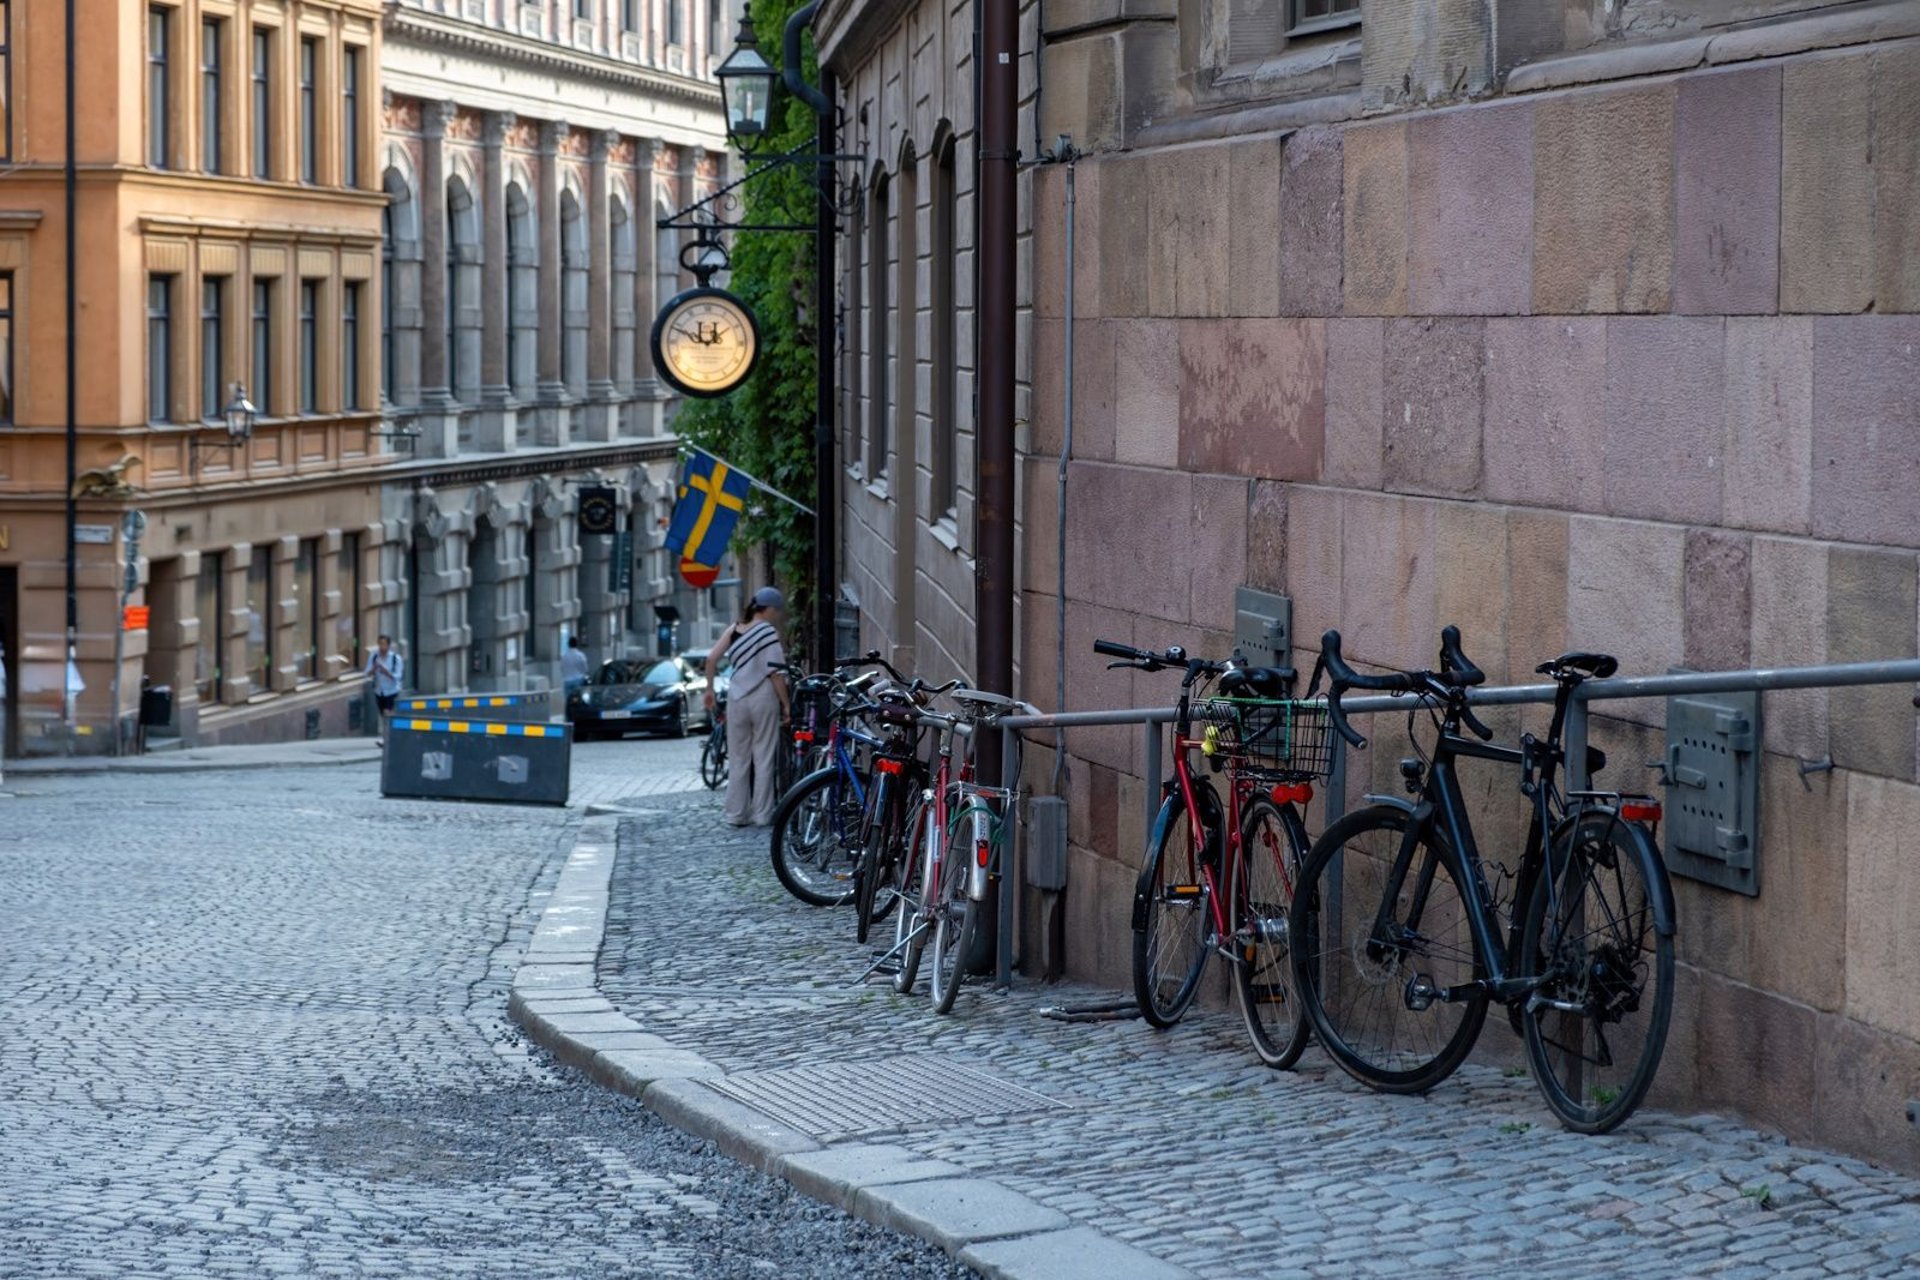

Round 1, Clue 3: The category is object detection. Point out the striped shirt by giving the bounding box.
[725,621,785,700]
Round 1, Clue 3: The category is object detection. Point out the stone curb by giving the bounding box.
[509,814,1199,1280]
[7,744,384,777]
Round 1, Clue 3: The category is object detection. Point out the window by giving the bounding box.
[668,0,684,45]
[1291,0,1359,32]
[866,174,889,476]
[148,8,171,169]
[200,19,222,172]
[298,37,316,184]
[381,203,394,402]
[201,277,225,421]
[342,46,362,188]
[148,276,174,422]
[246,550,273,692]
[342,281,362,410]
[0,1,13,164]
[195,551,225,702]
[621,0,636,31]
[251,278,274,414]
[250,28,271,179]
[298,280,318,413]
[294,537,319,680]
[338,532,361,668]
[0,273,12,426]
[574,0,590,17]
[930,143,957,518]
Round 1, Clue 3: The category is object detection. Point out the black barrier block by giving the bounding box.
[392,691,556,724]
[380,716,571,806]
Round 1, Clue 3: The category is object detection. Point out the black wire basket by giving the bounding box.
[1198,698,1335,781]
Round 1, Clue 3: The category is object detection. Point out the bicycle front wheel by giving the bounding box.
[1232,796,1311,1070]
[1519,811,1674,1134]
[929,842,978,1016]
[769,768,857,907]
[1290,804,1489,1093]
[700,729,727,790]
[1132,792,1214,1028]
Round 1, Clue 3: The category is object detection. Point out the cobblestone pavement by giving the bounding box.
[600,790,1920,1280]
[0,735,969,1279]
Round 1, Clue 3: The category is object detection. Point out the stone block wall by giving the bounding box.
[1022,35,1920,1170]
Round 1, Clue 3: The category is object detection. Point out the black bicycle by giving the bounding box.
[1288,626,1675,1133]
[700,691,728,790]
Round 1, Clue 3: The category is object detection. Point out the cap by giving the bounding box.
[752,586,787,611]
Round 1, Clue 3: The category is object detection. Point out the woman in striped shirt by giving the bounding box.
[705,587,791,826]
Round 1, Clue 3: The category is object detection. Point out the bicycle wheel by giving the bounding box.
[854,774,901,943]
[1519,811,1674,1134]
[1289,804,1489,1093]
[1232,796,1312,1070]
[1132,791,1214,1028]
[769,768,858,907]
[929,835,978,1015]
[700,727,727,790]
[893,799,932,995]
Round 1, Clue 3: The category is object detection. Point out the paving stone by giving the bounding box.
[860,1178,1071,1252]
[778,1144,970,1207]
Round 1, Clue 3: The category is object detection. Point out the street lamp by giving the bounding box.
[715,6,777,148]
[222,382,258,444]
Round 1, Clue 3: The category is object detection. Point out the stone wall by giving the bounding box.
[1022,32,1920,1170]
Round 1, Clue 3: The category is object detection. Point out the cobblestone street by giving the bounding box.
[600,791,1920,1279]
[0,737,968,1279]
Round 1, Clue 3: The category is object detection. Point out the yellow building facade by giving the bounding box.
[0,0,392,754]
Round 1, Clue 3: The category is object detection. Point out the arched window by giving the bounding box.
[930,136,958,519]
[867,170,889,478]
[561,187,588,397]
[506,182,536,399]
[381,163,421,408]
[446,174,481,403]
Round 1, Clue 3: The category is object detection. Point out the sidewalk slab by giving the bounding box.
[775,1144,968,1209]
[592,1048,725,1091]
[853,1177,1071,1253]
[961,1227,1198,1280]
[641,1078,821,1171]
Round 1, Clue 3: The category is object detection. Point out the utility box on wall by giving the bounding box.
[1662,680,1762,897]
[1234,588,1292,670]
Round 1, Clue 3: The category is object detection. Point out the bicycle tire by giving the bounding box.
[929,850,978,1016]
[1289,804,1489,1093]
[854,773,898,944]
[1518,810,1674,1135]
[1131,791,1214,1029]
[893,799,932,995]
[1232,796,1312,1070]
[769,767,857,907]
[700,728,727,790]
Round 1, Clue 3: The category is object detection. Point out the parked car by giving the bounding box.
[568,655,709,740]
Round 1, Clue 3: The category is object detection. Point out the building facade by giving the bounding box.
[819,0,1920,1172]
[375,0,740,696]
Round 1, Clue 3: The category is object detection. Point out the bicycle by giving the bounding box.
[887,687,1031,1013]
[1288,625,1675,1133]
[1095,639,1325,1069]
[700,691,728,790]
[766,658,899,907]
[850,679,949,944]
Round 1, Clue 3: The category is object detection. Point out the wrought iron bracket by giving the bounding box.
[655,141,868,238]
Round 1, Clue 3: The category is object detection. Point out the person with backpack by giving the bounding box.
[705,587,790,827]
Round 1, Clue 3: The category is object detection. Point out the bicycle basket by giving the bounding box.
[1198,698,1334,780]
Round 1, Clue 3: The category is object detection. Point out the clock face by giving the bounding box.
[650,287,759,399]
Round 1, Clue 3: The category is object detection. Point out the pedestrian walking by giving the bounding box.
[365,635,404,739]
[706,587,790,827]
[562,635,591,695]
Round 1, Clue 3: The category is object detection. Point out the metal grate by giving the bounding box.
[705,1054,1067,1138]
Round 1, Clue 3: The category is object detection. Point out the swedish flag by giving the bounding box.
[665,448,752,567]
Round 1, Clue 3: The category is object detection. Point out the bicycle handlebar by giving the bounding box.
[1320,626,1494,749]
[836,650,908,684]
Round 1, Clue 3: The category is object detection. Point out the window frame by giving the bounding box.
[668,0,684,46]
[342,45,362,189]
[251,277,274,416]
[929,142,958,521]
[148,274,175,423]
[247,550,274,693]
[1287,0,1360,37]
[0,0,13,165]
[195,550,226,703]
[148,7,172,170]
[294,536,320,681]
[342,280,361,411]
[298,35,317,185]
[200,17,223,173]
[0,271,13,427]
[866,173,889,479]
[298,279,319,414]
[251,27,272,180]
[201,275,226,422]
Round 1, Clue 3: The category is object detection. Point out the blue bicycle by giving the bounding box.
[768,658,898,907]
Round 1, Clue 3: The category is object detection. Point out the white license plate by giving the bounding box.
[601,710,634,720]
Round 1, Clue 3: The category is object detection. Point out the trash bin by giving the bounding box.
[139,684,173,728]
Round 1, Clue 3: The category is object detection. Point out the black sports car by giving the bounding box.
[567,656,710,740]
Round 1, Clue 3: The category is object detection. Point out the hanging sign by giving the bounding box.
[679,558,720,589]
[578,486,618,536]
[122,605,151,631]
[650,287,760,399]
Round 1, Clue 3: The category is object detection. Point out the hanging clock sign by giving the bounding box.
[650,286,760,400]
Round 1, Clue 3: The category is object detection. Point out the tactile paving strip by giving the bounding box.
[704,1053,1068,1138]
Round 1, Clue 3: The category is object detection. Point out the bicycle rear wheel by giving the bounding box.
[1289,804,1489,1093]
[893,799,932,995]
[1232,796,1311,1070]
[928,839,977,1016]
[854,774,905,943]
[700,728,727,790]
[1519,811,1674,1134]
[1132,792,1214,1028]
[769,768,858,907]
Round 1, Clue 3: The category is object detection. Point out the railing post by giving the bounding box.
[1565,693,1591,793]
[1144,719,1163,858]
[997,722,1017,989]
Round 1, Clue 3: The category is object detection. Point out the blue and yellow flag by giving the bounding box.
[665,448,752,567]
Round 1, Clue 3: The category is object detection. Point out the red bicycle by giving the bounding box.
[1095,639,1332,1068]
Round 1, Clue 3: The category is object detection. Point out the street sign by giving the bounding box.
[122,605,150,631]
[74,525,113,544]
[609,529,634,594]
[680,558,719,589]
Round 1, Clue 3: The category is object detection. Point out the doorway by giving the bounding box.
[0,566,18,758]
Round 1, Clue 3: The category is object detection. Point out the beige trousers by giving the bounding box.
[725,683,782,826]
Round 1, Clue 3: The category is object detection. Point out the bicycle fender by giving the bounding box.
[1133,795,1183,934]
[1361,793,1419,816]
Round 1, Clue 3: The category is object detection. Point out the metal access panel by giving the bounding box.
[1234,587,1292,670]
[1663,681,1762,896]
[1026,795,1069,891]
[381,717,572,806]
[393,690,555,724]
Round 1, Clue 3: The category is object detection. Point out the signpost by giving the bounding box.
[107,510,146,755]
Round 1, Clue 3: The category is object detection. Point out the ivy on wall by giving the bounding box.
[670,0,820,653]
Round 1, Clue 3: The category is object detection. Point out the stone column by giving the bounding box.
[417,100,459,457]
[583,129,618,443]
[476,109,518,452]
[630,139,663,437]
[534,118,570,447]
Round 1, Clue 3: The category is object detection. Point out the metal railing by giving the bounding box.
[987,656,1920,988]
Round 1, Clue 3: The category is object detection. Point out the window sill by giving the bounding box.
[929,512,963,553]
[864,476,890,502]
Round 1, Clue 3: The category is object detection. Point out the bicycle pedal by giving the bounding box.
[1406,973,1439,1011]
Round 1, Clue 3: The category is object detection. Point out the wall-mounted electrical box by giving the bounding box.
[1662,680,1762,897]
[1234,587,1292,670]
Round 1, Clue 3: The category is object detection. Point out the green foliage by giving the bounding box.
[671,0,820,650]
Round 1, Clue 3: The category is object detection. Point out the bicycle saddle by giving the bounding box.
[1218,666,1296,697]
[1538,651,1618,680]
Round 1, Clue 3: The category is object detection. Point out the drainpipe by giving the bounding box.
[1053,140,1075,792]
[62,0,78,754]
[976,0,1017,706]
